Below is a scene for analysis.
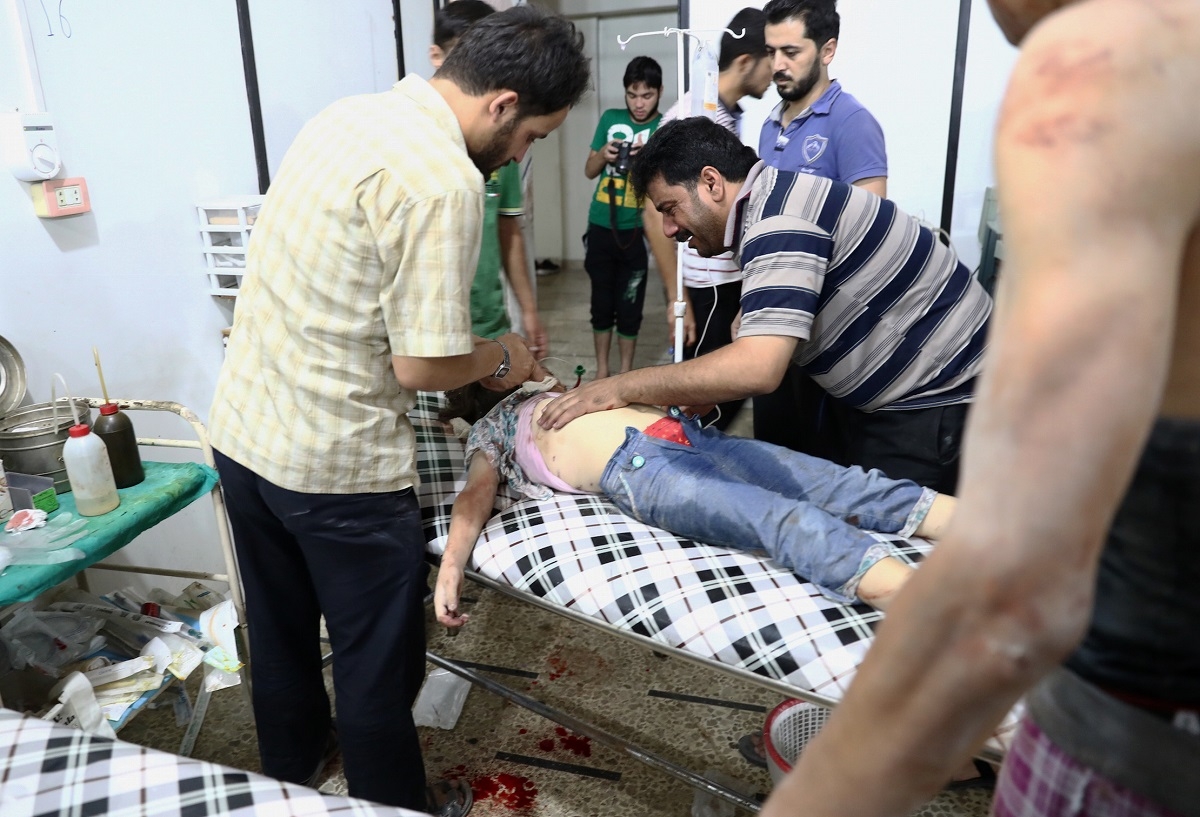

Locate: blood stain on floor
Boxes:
[472,773,539,810]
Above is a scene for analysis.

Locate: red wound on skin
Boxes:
[472,773,538,810]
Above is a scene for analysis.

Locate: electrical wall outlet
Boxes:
[56,185,82,207]
[31,176,90,218]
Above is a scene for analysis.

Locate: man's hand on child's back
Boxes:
[537,376,631,429]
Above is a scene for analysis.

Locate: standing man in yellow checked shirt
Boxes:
[208,8,589,815]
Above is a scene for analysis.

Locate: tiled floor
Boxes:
[531,261,677,386]
[120,263,994,816]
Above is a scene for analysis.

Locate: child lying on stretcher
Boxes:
[435,378,955,629]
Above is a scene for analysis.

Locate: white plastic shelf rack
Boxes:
[197,196,264,297]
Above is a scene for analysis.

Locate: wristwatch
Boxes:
[492,338,511,379]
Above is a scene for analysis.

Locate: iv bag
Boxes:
[689,38,721,121]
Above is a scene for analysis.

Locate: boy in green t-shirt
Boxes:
[431,0,548,356]
[582,56,664,378]
[474,162,526,339]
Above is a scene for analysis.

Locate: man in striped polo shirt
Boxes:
[755,0,891,464]
[540,116,991,494]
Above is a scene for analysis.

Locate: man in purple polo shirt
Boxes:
[758,0,886,197]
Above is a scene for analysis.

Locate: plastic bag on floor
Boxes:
[43,672,117,739]
[412,668,471,729]
[1,609,105,676]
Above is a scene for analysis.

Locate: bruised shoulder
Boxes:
[999,0,1200,219]
[1006,0,1200,141]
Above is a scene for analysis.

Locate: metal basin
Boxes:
[0,336,26,419]
[0,400,92,493]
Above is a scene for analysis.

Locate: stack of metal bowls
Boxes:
[0,336,91,493]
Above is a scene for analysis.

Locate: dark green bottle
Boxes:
[92,403,145,488]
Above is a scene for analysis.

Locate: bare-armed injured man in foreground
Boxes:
[761,0,1200,814]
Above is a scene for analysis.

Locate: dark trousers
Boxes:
[833,401,969,495]
[584,223,648,337]
[683,281,745,430]
[752,366,839,460]
[1066,417,1200,704]
[214,450,429,810]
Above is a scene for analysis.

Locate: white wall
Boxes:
[557,0,674,15]
[688,1,1017,266]
[531,131,565,262]
[0,1,251,593]
[251,1,398,179]
[402,0,436,80]
[947,0,1018,269]
[542,15,598,263]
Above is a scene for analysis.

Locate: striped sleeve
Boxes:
[737,215,833,342]
[661,93,689,123]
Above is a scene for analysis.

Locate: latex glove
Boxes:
[5,513,88,550]
[0,544,86,565]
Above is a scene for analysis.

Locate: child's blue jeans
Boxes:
[598,418,934,603]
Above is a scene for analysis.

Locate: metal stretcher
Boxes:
[411,394,1017,812]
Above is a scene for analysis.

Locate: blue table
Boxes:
[0,461,219,605]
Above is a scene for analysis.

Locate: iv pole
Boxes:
[616,26,744,363]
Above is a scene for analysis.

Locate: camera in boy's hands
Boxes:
[611,140,633,176]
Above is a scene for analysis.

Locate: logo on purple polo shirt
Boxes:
[802,134,829,164]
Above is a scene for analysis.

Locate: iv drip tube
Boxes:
[616,25,744,362]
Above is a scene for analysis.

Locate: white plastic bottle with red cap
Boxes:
[62,423,120,516]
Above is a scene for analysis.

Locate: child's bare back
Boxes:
[528,397,667,492]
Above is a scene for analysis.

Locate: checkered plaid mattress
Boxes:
[0,709,423,817]
[412,394,1019,753]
